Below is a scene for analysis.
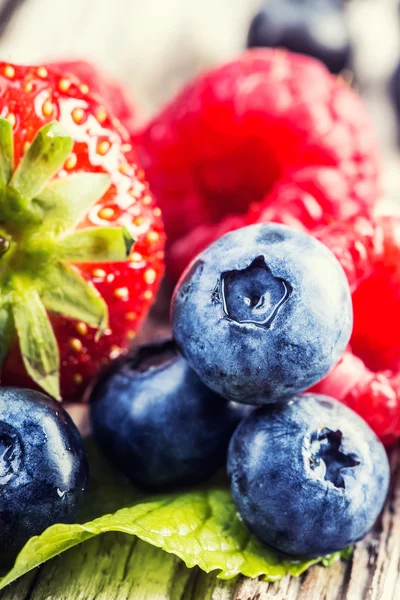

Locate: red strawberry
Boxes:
[312,215,400,442]
[0,62,165,403]
[48,61,137,136]
[136,49,380,281]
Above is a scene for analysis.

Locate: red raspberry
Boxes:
[315,215,379,291]
[312,350,400,442]
[351,217,400,372]
[136,49,380,280]
[313,215,400,442]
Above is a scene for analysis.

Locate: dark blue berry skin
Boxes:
[172,223,352,405]
[247,0,352,74]
[228,394,390,557]
[90,340,249,490]
[390,61,400,137]
[0,388,88,570]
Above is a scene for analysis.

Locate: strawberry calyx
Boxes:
[0,118,135,400]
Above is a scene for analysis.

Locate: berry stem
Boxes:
[6,121,73,222]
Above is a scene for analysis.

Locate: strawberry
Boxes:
[136,49,380,281]
[48,61,137,135]
[0,62,165,403]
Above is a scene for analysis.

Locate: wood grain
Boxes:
[0,0,399,598]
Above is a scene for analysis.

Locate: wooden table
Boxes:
[0,1,399,598]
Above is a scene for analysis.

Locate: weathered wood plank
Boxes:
[17,535,191,600]
[184,570,237,600]
[343,447,400,600]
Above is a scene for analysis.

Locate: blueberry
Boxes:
[247,0,352,74]
[390,61,400,136]
[90,340,248,490]
[228,394,390,557]
[0,388,88,569]
[172,223,352,405]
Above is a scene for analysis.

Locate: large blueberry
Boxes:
[0,388,88,569]
[247,0,352,74]
[172,223,352,405]
[90,340,249,490]
[228,394,390,557]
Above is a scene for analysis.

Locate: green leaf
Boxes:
[0,305,13,369]
[34,173,111,235]
[0,442,349,590]
[12,287,60,400]
[42,262,108,333]
[56,226,135,262]
[7,121,73,219]
[0,118,13,190]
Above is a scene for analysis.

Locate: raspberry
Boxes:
[136,49,380,280]
[312,351,400,442]
[352,273,400,373]
[315,215,380,291]
[313,215,400,442]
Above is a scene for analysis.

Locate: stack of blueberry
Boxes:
[91,223,390,558]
